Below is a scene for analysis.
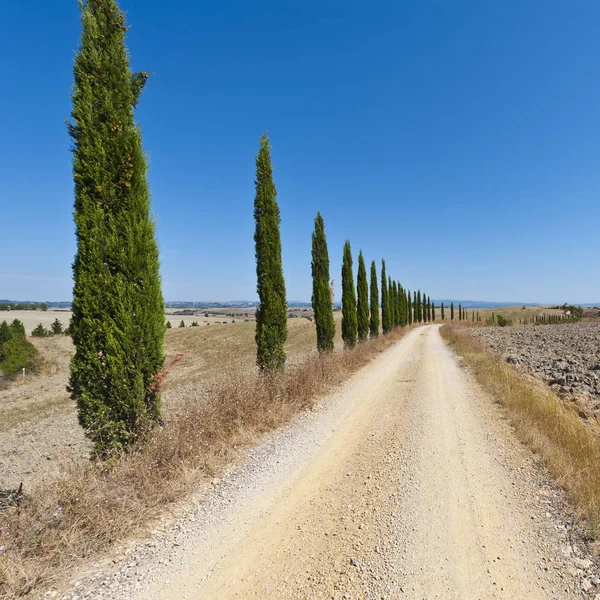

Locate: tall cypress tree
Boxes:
[388,280,394,328]
[390,281,398,327]
[69,0,165,456]
[459,303,462,321]
[369,261,379,338]
[381,259,390,333]
[417,290,422,323]
[254,134,288,370]
[441,302,445,320]
[432,300,436,321]
[422,293,427,323]
[356,250,369,341]
[341,241,358,348]
[311,213,335,353]
[427,296,431,322]
[408,290,413,325]
[451,302,455,321]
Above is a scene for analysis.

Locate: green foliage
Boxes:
[50,318,64,335]
[496,315,513,327]
[451,302,455,321]
[41,303,48,312]
[356,251,369,341]
[369,261,379,338]
[179,320,186,328]
[10,319,26,341]
[381,260,390,334]
[311,213,335,353]
[190,321,199,327]
[441,302,445,320]
[254,134,288,370]
[341,241,358,348]
[0,338,40,377]
[69,0,165,457]
[0,321,12,353]
[432,300,436,321]
[408,291,413,325]
[166,321,172,329]
[32,323,50,338]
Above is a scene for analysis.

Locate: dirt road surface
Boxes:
[72,325,597,600]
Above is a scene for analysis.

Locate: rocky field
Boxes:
[467,323,600,417]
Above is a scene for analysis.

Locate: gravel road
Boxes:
[60,325,598,600]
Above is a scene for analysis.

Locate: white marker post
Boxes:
[22,367,25,381]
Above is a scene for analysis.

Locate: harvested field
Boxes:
[467,323,600,418]
[0,317,341,489]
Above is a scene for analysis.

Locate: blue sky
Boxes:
[1,1,599,303]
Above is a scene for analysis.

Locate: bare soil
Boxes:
[467,323,600,419]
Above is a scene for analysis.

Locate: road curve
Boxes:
[87,325,591,599]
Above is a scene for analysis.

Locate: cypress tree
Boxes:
[458,303,462,321]
[407,291,413,325]
[432,299,435,321]
[341,241,358,348]
[416,290,422,323]
[391,280,398,327]
[311,213,335,352]
[369,261,379,338]
[451,302,455,321]
[69,0,165,456]
[356,251,369,341]
[381,260,390,334]
[254,134,288,370]
[441,302,445,320]
[423,294,428,323]
[388,277,394,329]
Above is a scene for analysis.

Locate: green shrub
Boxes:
[179,320,186,328]
[166,321,172,329]
[32,323,50,338]
[50,318,64,335]
[190,321,199,327]
[496,315,513,327]
[0,338,40,377]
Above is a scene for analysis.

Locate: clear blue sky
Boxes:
[1,0,599,303]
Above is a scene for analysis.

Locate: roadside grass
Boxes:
[441,324,600,537]
[0,325,409,599]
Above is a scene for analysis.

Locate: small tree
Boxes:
[41,303,48,312]
[166,321,172,329]
[32,323,49,338]
[451,302,455,321]
[341,241,358,348]
[254,133,288,370]
[369,260,379,338]
[311,213,335,352]
[10,319,26,340]
[51,318,64,335]
[441,302,445,320]
[356,251,369,341]
[432,300,435,322]
[179,320,186,328]
[407,291,413,325]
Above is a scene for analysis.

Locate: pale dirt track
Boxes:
[74,325,595,600]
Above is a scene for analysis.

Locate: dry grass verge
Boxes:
[0,327,410,598]
[441,324,600,537]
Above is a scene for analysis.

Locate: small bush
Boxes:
[0,337,40,377]
[50,318,64,335]
[32,323,50,337]
[166,321,172,329]
[190,321,199,327]
[496,315,512,327]
[179,320,186,328]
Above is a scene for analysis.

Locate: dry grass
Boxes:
[0,326,409,599]
[441,324,600,536]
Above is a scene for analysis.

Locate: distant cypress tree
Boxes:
[423,294,428,323]
[341,241,358,348]
[254,134,288,371]
[369,260,379,337]
[311,213,335,353]
[381,260,390,334]
[451,302,455,321]
[391,280,398,327]
[356,250,369,341]
[407,290,413,325]
[458,303,462,321]
[432,300,436,321]
[69,0,165,456]
[389,280,395,327]
[441,302,445,320]
[415,290,423,323]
